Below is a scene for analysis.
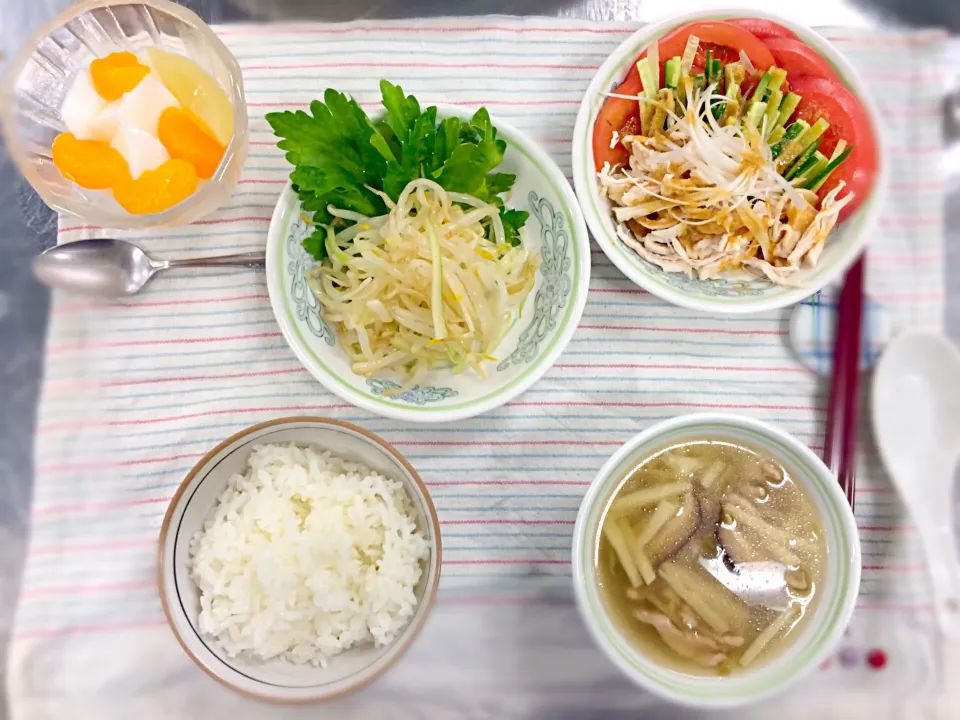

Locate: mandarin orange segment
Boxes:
[157,106,226,179]
[112,158,198,214]
[90,51,149,101]
[51,132,130,189]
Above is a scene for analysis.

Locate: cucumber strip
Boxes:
[745,101,767,129]
[771,120,808,158]
[767,67,788,94]
[680,34,700,76]
[636,57,658,99]
[790,161,821,188]
[762,89,783,138]
[775,92,802,130]
[786,140,823,181]
[711,58,723,87]
[777,117,829,171]
[664,57,682,89]
[752,71,772,103]
[705,49,714,84]
[800,151,830,184]
[785,137,823,180]
[808,146,854,191]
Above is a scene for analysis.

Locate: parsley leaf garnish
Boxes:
[266,80,528,260]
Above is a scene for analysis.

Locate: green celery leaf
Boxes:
[380,80,421,146]
[485,172,516,196]
[500,208,529,247]
[301,227,328,261]
[401,106,438,181]
[434,143,489,194]
[430,116,461,173]
[267,88,391,226]
[271,81,527,262]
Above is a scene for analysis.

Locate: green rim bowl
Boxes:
[571,413,861,709]
[571,9,887,314]
[266,105,590,423]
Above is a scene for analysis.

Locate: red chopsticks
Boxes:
[822,255,865,510]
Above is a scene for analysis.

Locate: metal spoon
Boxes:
[872,330,960,639]
[33,238,266,298]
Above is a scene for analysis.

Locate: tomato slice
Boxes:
[592,72,643,170]
[764,38,839,81]
[789,76,878,221]
[653,21,775,74]
[727,18,799,41]
[591,21,776,170]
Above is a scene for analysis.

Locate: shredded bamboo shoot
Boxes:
[725,504,803,565]
[636,499,680,547]
[699,459,725,489]
[604,520,641,587]
[727,498,814,550]
[659,563,731,634]
[740,604,801,667]
[610,481,690,516]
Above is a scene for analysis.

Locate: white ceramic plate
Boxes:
[157,417,442,704]
[571,9,887,314]
[266,105,590,422]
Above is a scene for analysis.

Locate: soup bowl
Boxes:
[571,413,860,709]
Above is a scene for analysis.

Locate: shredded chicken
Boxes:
[598,80,856,286]
[634,610,728,667]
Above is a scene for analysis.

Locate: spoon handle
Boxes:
[163,251,266,269]
[916,457,960,640]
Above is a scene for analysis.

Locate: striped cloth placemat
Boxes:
[8,17,952,720]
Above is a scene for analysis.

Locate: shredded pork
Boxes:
[598,82,854,286]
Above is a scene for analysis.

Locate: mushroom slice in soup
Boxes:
[646,491,701,567]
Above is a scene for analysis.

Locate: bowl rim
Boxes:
[0,0,248,228]
[265,104,591,423]
[570,8,888,314]
[156,415,443,704]
[570,411,862,709]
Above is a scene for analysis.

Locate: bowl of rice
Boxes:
[157,416,441,703]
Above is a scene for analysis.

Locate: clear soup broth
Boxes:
[596,440,825,675]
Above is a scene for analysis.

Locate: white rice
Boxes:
[188,443,430,667]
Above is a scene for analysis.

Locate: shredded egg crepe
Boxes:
[598,82,853,286]
[308,178,540,381]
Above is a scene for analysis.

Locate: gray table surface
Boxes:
[0,0,958,716]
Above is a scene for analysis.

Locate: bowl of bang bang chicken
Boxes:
[572,10,885,313]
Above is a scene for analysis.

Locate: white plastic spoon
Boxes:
[872,330,960,638]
